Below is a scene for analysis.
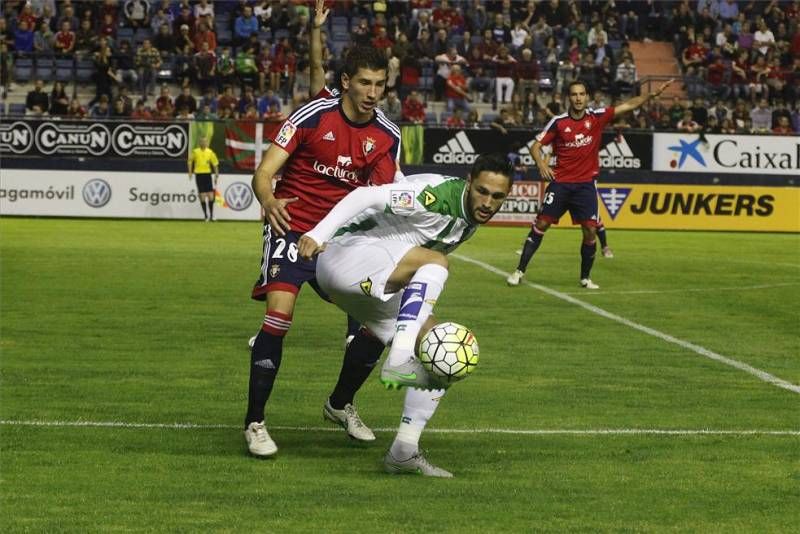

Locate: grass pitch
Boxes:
[1,218,798,532]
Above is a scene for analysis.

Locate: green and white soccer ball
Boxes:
[418,322,479,384]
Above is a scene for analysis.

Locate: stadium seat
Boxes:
[425,111,438,124]
[331,16,348,27]
[75,58,94,83]
[55,58,74,82]
[9,103,26,116]
[217,27,232,45]
[134,28,152,45]
[13,57,33,82]
[481,113,498,125]
[258,29,272,42]
[35,56,55,81]
[118,27,135,43]
[274,29,290,41]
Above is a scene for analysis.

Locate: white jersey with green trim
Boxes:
[303,173,478,253]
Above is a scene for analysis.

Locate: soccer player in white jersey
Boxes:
[297,154,513,477]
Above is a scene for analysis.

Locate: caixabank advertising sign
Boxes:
[597,184,800,232]
[653,133,799,175]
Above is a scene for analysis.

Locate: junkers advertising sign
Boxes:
[0,120,188,158]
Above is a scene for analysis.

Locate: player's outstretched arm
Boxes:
[252,144,296,235]
[309,0,330,96]
[299,185,393,259]
[615,78,674,114]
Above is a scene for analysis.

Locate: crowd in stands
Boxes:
[1,0,799,134]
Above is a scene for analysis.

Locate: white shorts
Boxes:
[316,236,415,345]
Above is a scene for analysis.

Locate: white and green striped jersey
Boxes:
[304,173,478,253]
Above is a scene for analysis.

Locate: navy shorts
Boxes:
[195,173,213,193]
[539,181,599,226]
[251,226,329,301]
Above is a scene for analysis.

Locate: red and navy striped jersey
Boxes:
[535,107,615,183]
[271,87,401,232]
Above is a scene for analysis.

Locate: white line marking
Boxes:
[1,420,797,436]
[560,282,800,296]
[452,253,800,395]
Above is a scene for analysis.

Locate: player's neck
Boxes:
[569,108,587,120]
[340,96,374,125]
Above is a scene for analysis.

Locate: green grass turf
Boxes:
[1,218,799,532]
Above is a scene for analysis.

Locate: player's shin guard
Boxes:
[517,226,545,273]
[386,264,449,366]
[329,329,385,410]
[597,224,608,248]
[580,240,596,280]
[244,311,292,427]
[345,315,361,341]
[390,387,446,459]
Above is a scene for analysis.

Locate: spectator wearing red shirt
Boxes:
[445,64,470,112]
[432,0,457,30]
[194,21,217,52]
[492,45,517,104]
[98,13,117,40]
[706,57,730,100]
[445,108,466,129]
[130,101,151,120]
[402,89,426,123]
[54,21,76,56]
[156,85,175,115]
[682,36,709,75]
[371,27,394,51]
[17,3,38,32]
[514,48,539,99]
[773,116,793,135]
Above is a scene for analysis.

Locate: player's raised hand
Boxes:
[653,79,674,99]
[298,234,325,260]
[263,196,298,236]
[313,0,329,28]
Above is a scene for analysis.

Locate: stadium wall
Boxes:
[1,119,797,232]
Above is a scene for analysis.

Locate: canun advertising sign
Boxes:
[0,120,188,158]
[653,133,800,175]
[597,184,800,232]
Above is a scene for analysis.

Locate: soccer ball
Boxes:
[418,322,479,384]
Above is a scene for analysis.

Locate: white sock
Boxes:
[387,263,448,366]
[389,387,446,460]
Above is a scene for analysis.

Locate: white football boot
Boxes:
[580,278,600,289]
[384,450,454,478]
[323,400,376,441]
[601,246,614,258]
[244,421,278,457]
[506,269,524,286]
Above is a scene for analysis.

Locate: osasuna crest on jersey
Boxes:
[363,137,376,156]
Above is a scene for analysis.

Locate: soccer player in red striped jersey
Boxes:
[507,78,672,289]
[243,2,402,457]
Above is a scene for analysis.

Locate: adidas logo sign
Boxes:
[434,131,478,164]
[323,131,335,141]
[254,359,276,369]
[597,187,632,220]
[599,136,641,169]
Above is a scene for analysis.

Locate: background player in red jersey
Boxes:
[507,78,672,289]
[243,22,402,456]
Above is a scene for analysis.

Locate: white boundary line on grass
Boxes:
[451,253,800,396]
[1,420,798,436]
[559,281,800,296]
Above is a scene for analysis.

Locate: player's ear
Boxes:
[340,72,350,91]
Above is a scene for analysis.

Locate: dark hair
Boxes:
[469,153,514,181]
[567,80,589,94]
[342,46,388,78]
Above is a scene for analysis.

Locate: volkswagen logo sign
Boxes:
[82,179,112,208]
[224,182,254,211]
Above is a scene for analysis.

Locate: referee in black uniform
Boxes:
[188,136,220,221]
